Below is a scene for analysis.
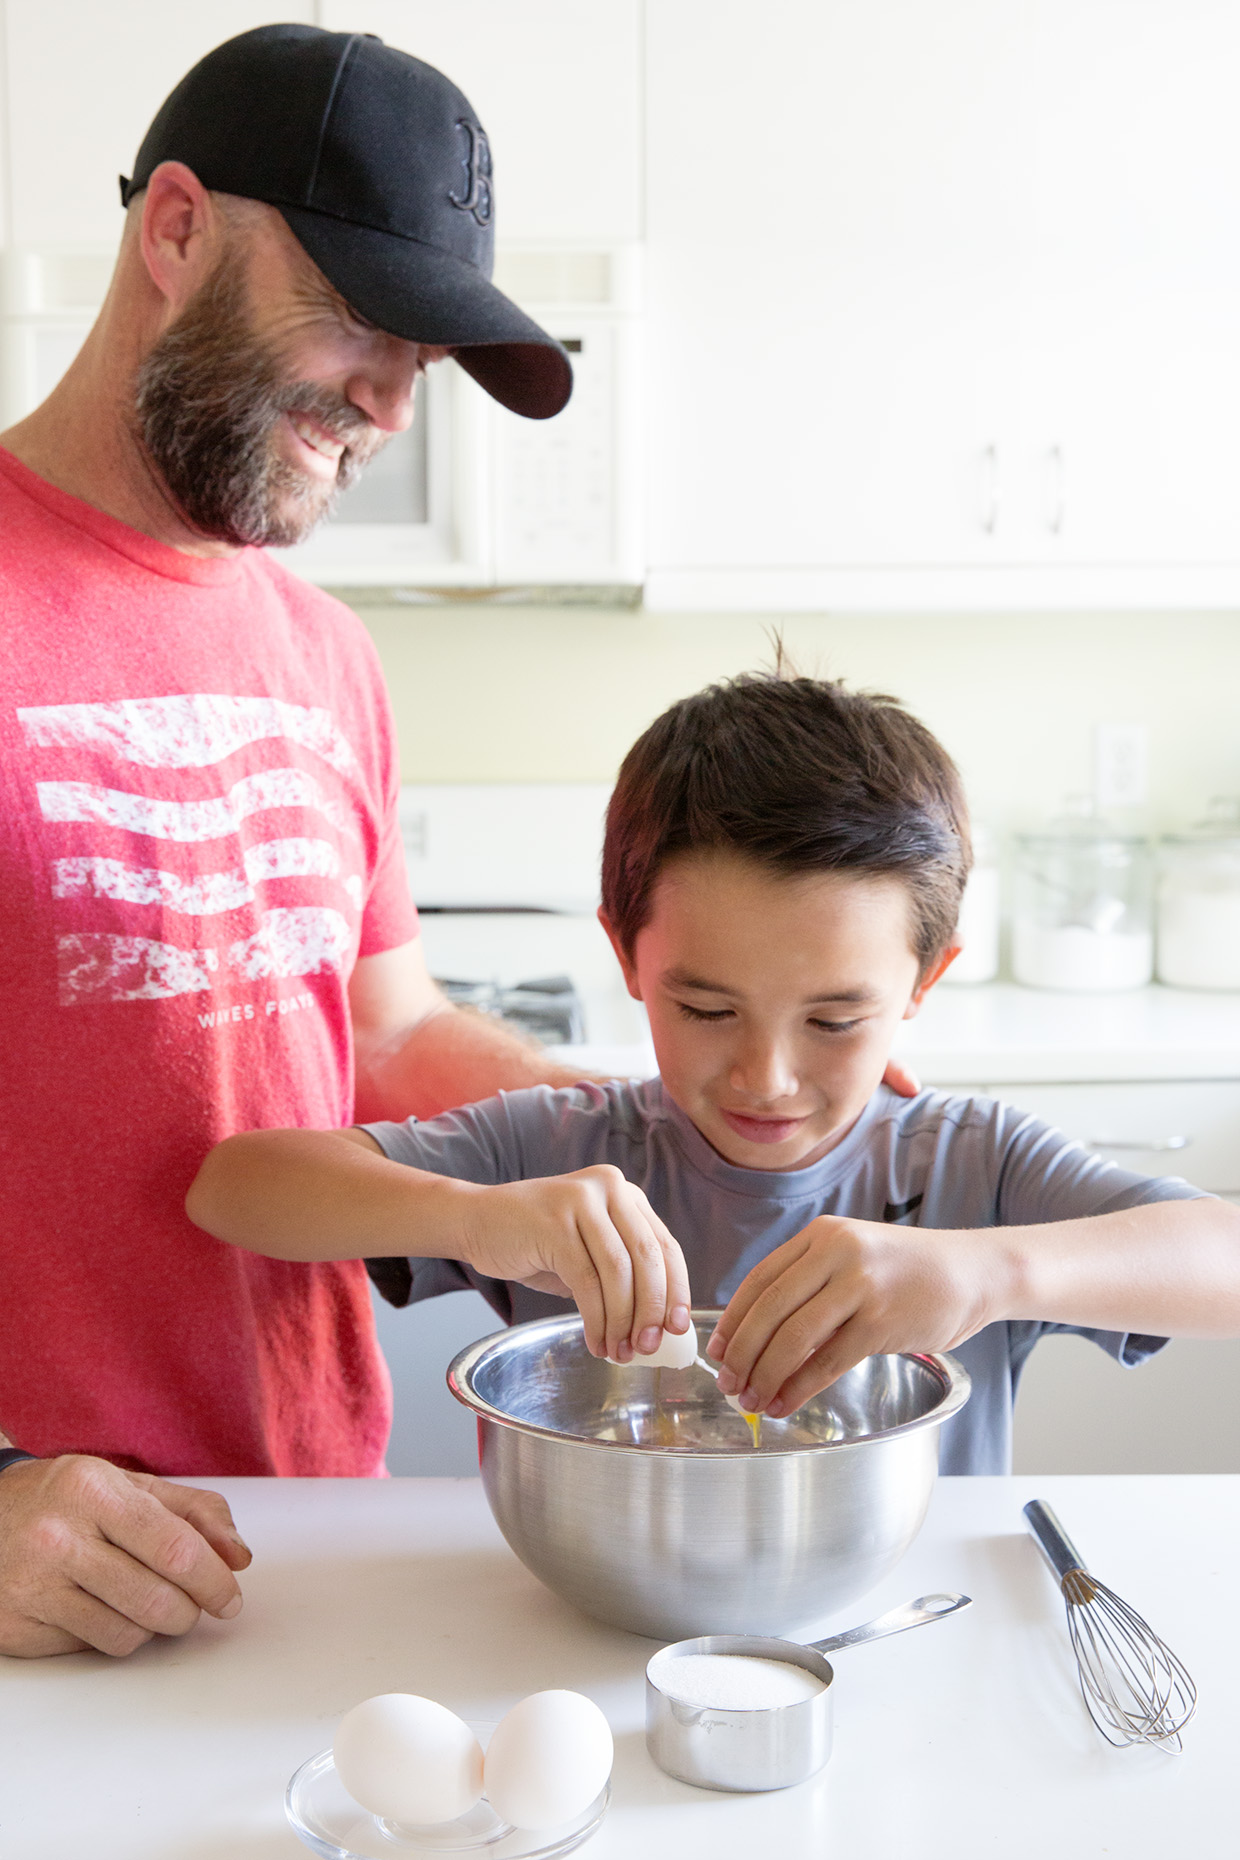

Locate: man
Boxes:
[0,22,918,1661]
[0,23,601,1659]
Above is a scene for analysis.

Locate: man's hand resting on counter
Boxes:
[0,1454,251,1658]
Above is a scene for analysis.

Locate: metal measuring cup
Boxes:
[645,1591,970,1792]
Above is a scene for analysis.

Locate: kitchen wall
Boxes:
[359,604,1240,832]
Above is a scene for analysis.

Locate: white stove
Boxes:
[401,784,654,1071]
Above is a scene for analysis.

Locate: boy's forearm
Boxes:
[186,1129,478,1262]
[987,1197,1240,1338]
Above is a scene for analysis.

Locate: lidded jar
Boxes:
[1011,803,1152,992]
[1156,799,1240,990]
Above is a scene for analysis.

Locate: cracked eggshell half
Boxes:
[606,1326,698,1370]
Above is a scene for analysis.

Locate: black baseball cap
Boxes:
[120,23,571,419]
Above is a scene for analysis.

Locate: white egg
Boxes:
[607,1326,698,1371]
[483,1690,614,1831]
[333,1693,484,1826]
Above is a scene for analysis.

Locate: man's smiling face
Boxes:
[134,205,448,549]
[606,850,941,1171]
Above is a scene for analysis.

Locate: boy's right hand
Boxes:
[454,1167,692,1364]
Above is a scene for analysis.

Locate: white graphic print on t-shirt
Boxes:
[18,693,367,1006]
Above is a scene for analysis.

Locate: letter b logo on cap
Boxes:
[448,119,493,227]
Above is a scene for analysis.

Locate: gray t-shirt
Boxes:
[363,1079,1202,1474]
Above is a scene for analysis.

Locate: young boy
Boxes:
[187,675,1240,1473]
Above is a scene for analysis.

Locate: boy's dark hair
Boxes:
[602,673,972,974]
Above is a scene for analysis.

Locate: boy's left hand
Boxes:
[706,1216,1007,1418]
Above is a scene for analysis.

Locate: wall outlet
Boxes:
[1094,722,1149,810]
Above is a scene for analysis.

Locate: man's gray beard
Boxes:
[134,260,385,549]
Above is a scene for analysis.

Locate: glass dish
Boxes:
[286,1724,609,1860]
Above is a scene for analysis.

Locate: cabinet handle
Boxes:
[1045,445,1066,534]
[1088,1135,1191,1153]
[979,444,1000,534]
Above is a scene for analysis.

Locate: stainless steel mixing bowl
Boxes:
[447,1312,970,1640]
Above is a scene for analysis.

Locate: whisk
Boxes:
[1024,1499,1197,1749]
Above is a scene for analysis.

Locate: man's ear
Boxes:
[140,161,218,315]
[902,942,961,1020]
[597,907,643,1001]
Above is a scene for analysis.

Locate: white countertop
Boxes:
[552,983,1240,1085]
[898,981,1240,1083]
[2,1474,1231,1858]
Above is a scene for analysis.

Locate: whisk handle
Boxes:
[1023,1499,1089,1583]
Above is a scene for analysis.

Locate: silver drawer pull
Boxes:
[1089,1135,1191,1153]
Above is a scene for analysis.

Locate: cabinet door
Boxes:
[1,2,313,251]
[645,0,1240,601]
[983,1080,1240,1192]
[320,1,642,244]
[645,0,1023,581]
[1007,0,1240,568]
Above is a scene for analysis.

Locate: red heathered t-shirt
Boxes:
[0,447,419,1476]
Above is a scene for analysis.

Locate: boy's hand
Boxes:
[456,1167,692,1363]
[706,1216,1007,1417]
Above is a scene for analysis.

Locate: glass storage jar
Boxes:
[1157,799,1240,990]
[1012,809,1152,992]
[942,823,1000,984]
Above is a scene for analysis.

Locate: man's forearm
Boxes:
[354,998,600,1123]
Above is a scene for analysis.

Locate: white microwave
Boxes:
[0,241,643,594]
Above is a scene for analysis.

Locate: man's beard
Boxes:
[134,259,386,549]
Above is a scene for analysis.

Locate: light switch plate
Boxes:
[1094,721,1149,810]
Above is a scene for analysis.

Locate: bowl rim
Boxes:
[446,1310,971,1457]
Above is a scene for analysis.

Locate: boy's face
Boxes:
[603,851,953,1172]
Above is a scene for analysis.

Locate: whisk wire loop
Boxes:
[1062,1573,1197,1749]
[1023,1498,1197,1751]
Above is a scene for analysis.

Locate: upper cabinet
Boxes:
[644,0,1240,610]
[5,1,1240,606]
[0,2,314,250]
[0,3,316,427]
[319,1,643,245]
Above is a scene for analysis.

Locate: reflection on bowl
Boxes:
[448,1312,969,1640]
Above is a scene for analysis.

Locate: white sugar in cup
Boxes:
[647,1652,826,1711]
[645,1634,836,1793]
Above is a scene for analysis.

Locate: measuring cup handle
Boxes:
[810,1591,971,1654]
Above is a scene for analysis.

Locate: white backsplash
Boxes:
[400,782,611,912]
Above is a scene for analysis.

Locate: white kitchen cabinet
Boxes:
[645,0,1023,590]
[0,2,313,251]
[970,1079,1240,1193]
[924,1068,1240,1476]
[0,3,316,429]
[645,0,1240,611]
[319,0,643,245]
[1004,0,1240,574]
